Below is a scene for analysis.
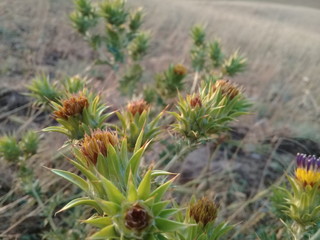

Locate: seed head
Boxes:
[295,153,320,187]
[189,197,219,226]
[54,95,88,119]
[80,129,118,165]
[213,80,239,99]
[190,95,202,108]
[125,204,150,231]
[173,64,187,76]
[127,99,149,116]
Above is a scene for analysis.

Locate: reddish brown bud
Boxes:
[54,95,88,119]
[173,64,187,76]
[189,197,219,226]
[190,95,202,108]
[127,99,149,116]
[80,129,118,165]
[125,204,150,231]
[212,80,239,99]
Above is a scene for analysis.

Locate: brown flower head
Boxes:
[173,64,187,76]
[125,204,150,231]
[127,99,149,116]
[189,197,219,226]
[212,80,240,99]
[54,95,88,119]
[190,95,202,108]
[80,129,118,165]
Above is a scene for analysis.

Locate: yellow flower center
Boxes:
[295,167,320,186]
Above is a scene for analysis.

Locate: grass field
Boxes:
[1,0,320,239]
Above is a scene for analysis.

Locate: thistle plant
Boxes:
[20,130,40,156]
[170,79,251,142]
[271,153,320,240]
[0,135,22,162]
[27,74,89,110]
[174,197,233,240]
[63,75,87,94]
[20,1,257,239]
[70,0,149,68]
[156,64,188,100]
[115,99,163,151]
[27,74,61,107]
[51,128,185,239]
[44,91,112,140]
[190,25,247,92]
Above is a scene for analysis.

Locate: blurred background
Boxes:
[1,0,320,239]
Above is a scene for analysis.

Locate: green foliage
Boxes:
[191,25,206,47]
[71,0,149,70]
[119,64,143,96]
[20,131,40,156]
[170,81,251,142]
[210,40,224,68]
[63,75,87,94]
[0,135,21,162]
[70,0,98,35]
[156,64,188,99]
[115,101,163,151]
[278,176,320,227]
[100,0,128,27]
[27,74,60,106]
[189,25,246,78]
[51,130,183,239]
[43,91,112,140]
[129,31,150,61]
[222,52,247,77]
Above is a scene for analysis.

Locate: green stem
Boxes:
[191,71,199,93]
[291,222,304,240]
[163,143,198,171]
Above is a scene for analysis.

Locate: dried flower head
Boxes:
[127,99,149,116]
[213,80,239,99]
[173,64,187,76]
[295,153,320,187]
[125,204,150,231]
[80,129,118,165]
[54,95,88,119]
[189,197,219,226]
[190,95,202,108]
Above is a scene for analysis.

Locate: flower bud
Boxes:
[80,129,118,165]
[125,204,150,231]
[213,80,239,99]
[127,99,149,116]
[173,64,187,76]
[190,95,202,108]
[189,197,219,226]
[54,94,88,119]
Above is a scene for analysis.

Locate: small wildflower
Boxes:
[54,95,89,119]
[295,153,320,187]
[125,204,150,231]
[173,64,187,76]
[189,197,219,226]
[80,129,118,165]
[127,99,149,116]
[189,95,202,108]
[213,79,239,99]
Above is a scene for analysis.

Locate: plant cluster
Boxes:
[3,0,319,240]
